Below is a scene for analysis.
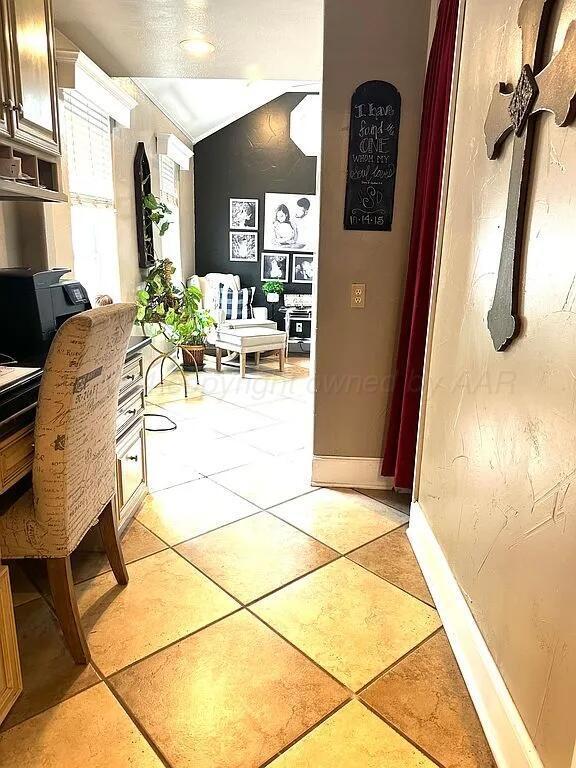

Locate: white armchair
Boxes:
[187,273,275,340]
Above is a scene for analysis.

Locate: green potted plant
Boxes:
[136,258,182,328]
[166,285,215,371]
[262,280,284,303]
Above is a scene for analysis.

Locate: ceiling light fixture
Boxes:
[179,35,215,58]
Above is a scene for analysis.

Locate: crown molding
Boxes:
[156,133,193,170]
[55,48,137,127]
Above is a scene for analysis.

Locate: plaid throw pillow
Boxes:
[220,286,255,320]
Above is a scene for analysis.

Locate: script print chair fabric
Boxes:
[0,304,137,664]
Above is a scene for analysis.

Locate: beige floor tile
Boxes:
[7,563,40,607]
[252,558,441,691]
[110,610,348,768]
[348,525,434,606]
[213,456,315,508]
[71,519,167,583]
[0,683,164,767]
[76,548,239,675]
[271,488,408,553]
[137,477,258,545]
[268,700,436,767]
[239,422,311,456]
[1,599,100,732]
[186,435,269,476]
[359,488,411,514]
[248,397,312,424]
[159,395,276,434]
[361,630,496,768]
[146,451,202,492]
[176,513,338,603]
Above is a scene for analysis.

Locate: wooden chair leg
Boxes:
[98,499,129,586]
[240,353,247,378]
[279,347,285,372]
[47,557,90,665]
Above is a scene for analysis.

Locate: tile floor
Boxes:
[0,354,495,767]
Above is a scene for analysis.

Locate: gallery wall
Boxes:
[314,0,431,468]
[417,0,576,765]
[193,92,318,307]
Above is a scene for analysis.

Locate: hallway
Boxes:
[0,357,494,767]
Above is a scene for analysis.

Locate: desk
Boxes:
[0,336,151,531]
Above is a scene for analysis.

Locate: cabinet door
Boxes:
[0,566,22,724]
[5,0,59,153]
[0,1,12,139]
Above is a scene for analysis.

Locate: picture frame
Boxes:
[230,198,259,230]
[292,254,315,283]
[264,193,319,252]
[261,252,289,282]
[230,231,258,262]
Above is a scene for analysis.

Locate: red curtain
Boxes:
[381,0,460,489]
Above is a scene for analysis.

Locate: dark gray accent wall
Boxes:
[193,92,317,308]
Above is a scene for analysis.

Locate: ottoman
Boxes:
[214,327,288,378]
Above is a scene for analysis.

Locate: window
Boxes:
[158,153,182,282]
[62,90,121,301]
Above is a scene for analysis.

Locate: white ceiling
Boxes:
[135,79,318,143]
[53,0,323,80]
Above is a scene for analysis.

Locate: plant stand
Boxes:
[143,341,199,398]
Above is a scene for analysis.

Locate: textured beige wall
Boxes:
[418,0,576,765]
[314,0,431,458]
[110,78,195,301]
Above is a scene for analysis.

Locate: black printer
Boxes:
[1,267,91,362]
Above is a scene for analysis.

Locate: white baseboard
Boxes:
[408,502,544,768]
[311,455,393,490]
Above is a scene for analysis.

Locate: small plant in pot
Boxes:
[262,280,284,303]
[166,286,215,372]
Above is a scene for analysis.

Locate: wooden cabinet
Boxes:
[0,0,62,201]
[0,566,22,725]
[116,423,147,530]
[4,0,59,154]
[0,2,11,140]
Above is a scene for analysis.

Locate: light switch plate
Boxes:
[351,283,366,308]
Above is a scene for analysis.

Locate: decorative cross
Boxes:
[484,0,576,351]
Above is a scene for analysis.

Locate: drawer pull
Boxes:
[126,454,139,462]
[126,409,137,416]
[125,374,136,381]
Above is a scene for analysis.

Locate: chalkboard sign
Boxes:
[344,81,401,231]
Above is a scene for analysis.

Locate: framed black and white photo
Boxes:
[230,198,258,230]
[292,255,315,283]
[261,252,289,282]
[264,193,318,252]
[230,231,258,262]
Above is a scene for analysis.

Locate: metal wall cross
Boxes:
[484,0,576,351]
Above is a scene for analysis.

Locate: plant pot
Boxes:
[266,292,280,303]
[181,344,205,372]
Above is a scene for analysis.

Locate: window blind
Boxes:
[63,90,114,204]
[158,154,182,279]
[62,90,120,300]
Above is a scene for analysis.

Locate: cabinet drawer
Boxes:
[116,390,145,436]
[117,428,145,525]
[0,424,34,493]
[119,357,143,397]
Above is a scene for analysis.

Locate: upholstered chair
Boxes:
[0,304,137,664]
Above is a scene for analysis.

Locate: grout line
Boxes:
[355,625,445,696]
[100,677,175,768]
[358,699,446,768]
[257,697,352,767]
[345,551,438,611]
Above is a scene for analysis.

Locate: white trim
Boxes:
[132,79,196,144]
[311,455,393,489]
[56,49,137,127]
[408,502,544,768]
[157,133,193,170]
